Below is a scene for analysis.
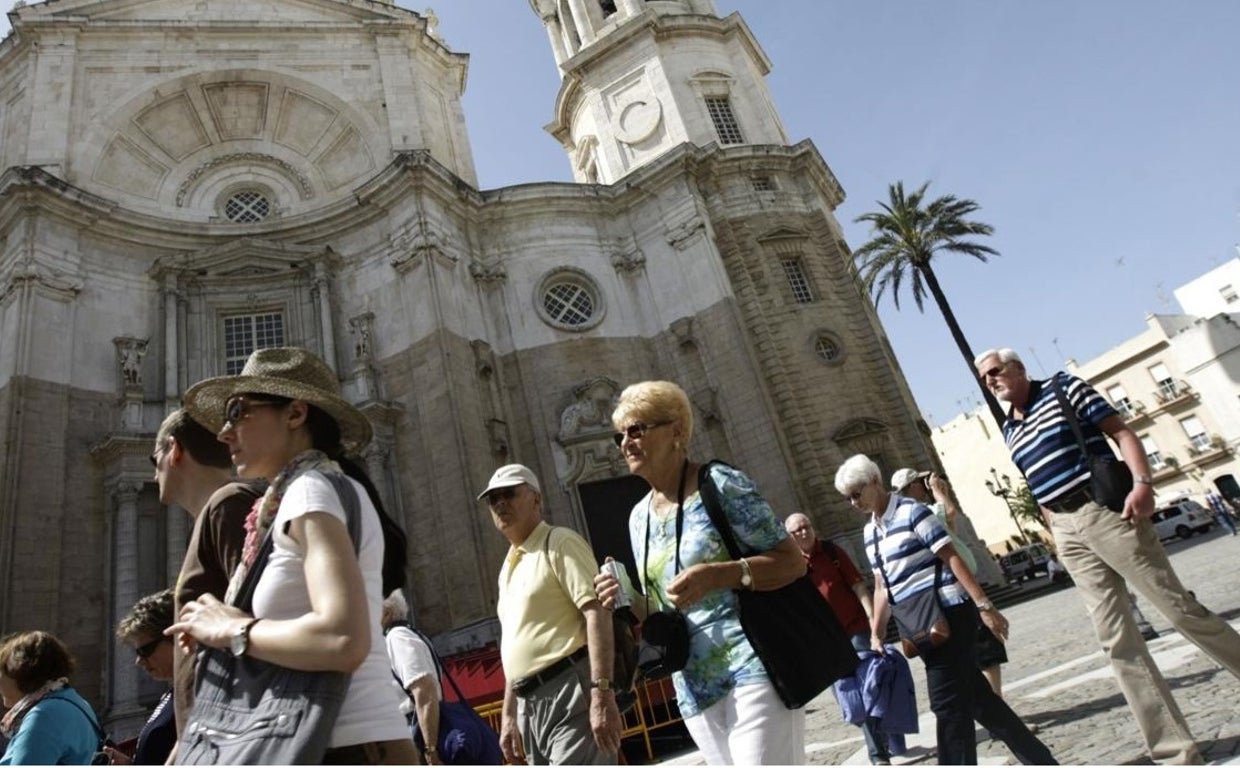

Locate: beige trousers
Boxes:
[1051,501,1240,765]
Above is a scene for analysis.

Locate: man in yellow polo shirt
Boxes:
[479,463,621,765]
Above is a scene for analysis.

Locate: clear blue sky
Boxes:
[5,1,1238,426]
[420,1,1240,425]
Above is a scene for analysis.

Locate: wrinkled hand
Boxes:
[928,474,951,497]
[1122,483,1156,523]
[980,608,1010,643]
[165,593,251,651]
[499,715,525,764]
[594,564,621,611]
[666,563,725,609]
[423,749,443,765]
[590,691,623,755]
[103,745,132,765]
[870,632,887,655]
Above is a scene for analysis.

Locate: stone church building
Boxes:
[0,0,935,728]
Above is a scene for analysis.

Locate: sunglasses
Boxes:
[135,637,167,660]
[148,448,163,468]
[612,421,672,447]
[223,397,285,428]
[846,487,866,503]
[979,364,1006,380]
[486,487,521,506]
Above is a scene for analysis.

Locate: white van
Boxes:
[1151,501,1214,540]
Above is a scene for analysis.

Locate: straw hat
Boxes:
[183,347,372,452]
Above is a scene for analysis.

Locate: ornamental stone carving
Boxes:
[113,337,148,390]
[557,377,620,445]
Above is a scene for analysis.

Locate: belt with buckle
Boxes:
[511,647,588,698]
[1046,486,1093,513]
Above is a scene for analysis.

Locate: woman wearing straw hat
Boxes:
[170,347,417,764]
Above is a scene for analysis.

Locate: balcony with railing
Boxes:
[1150,452,1182,481]
[1117,398,1151,425]
[1185,434,1231,467]
[1150,380,1196,413]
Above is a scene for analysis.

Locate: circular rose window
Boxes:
[535,269,605,332]
[223,190,272,223]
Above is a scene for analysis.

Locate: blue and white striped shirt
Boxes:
[863,494,965,605]
[1002,372,1118,504]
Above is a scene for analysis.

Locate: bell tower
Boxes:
[531,0,790,183]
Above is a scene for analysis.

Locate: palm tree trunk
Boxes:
[919,264,1007,428]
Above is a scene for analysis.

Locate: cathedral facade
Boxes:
[0,0,933,728]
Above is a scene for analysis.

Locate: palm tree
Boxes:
[853,181,1004,426]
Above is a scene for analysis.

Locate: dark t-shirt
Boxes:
[172,480,264,737]
[133,691,175,765]
[804,539,870,636]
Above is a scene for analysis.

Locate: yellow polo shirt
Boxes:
[497,521,598,680]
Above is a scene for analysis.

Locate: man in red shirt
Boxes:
[785,513,889,765]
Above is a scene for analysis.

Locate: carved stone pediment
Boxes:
[148,238,335,284]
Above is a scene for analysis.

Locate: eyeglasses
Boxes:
[149,448,163,468]
[135,637,167,660]
[223,397,284,428]
[486,487,521,506]
[979,364,1007,380]
[612,421,672,447]
[846,487,867,504]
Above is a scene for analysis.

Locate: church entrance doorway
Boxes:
[577,474,649,589]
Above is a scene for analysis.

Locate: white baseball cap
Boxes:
[891,467,930,492]
[477,463,542,501]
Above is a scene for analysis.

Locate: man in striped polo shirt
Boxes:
[976,347,1240,765]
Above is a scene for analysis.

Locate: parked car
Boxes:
[1151,501,1214,540]
[999,543,1052,583]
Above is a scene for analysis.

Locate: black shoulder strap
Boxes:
[51,690,108,748]
[232,470,362,612]
[409,627,470,705]
[1051,376,1091,457]
[696,460,747,559]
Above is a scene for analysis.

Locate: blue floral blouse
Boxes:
[628,463,788,717]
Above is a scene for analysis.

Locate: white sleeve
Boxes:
[385,628,437,690]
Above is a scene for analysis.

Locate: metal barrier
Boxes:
[469,676,684,764]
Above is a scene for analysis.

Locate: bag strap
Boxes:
[1051,376,1091,457]
[870,505,942,608]
[50,690,108,748]
[409,627,469,705]
[231,470,362,612]
[695,459,747,560]
[642,459,690,615]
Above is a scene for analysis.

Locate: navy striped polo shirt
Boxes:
[863,494,965,605]
[1002,371,1118,504]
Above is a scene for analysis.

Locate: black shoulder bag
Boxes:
[871,526,949,658]
[635,460,692,680]
[179,471,362,765]
[1051,377,1133,512]
[696,460,857,709]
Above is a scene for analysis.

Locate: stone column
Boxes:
[162,274,179,407]
[110,480,144,716]
[314,263,337,374]
[541,14,569,65]
[618,0,643,16]
[362,438,395,515]
[566,0,596,44]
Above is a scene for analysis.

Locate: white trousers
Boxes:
[681,679,806,765]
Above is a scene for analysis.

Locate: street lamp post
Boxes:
[985,467,1032,546]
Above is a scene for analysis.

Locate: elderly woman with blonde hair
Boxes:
[594,380,807,764]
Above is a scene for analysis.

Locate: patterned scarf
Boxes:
[224,449,340,604]
[0,677,68,738]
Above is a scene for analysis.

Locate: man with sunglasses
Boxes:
[976,347,1240,764]
[479,463,621,765]
[151,409,265,753]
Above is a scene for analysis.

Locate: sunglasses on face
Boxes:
[612,421,672,447]
[135,637,167,660]
[979,364,1006,380]
[486,487,521,506]
[223,397,284,428]
[846,487,866,503]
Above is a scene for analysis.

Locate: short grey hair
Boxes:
[834,454,882,494]
[382,588,410,623]
[973,348,1023,368]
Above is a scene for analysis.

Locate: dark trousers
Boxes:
[921,602,1056,765]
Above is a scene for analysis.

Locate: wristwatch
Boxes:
[738,558,754,590]
[230,618,261,658]
[590,678,613,691]
[1134,475,1154,485]
[976,601,996,613]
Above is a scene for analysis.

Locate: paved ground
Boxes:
[664,527,1240,765]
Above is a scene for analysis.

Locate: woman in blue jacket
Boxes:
[0,631,103,765]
